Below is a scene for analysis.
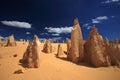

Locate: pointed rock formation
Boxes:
[42,40,52,53]
[0,38,1,47]
[62,40,65,43]
[104,37,110,46]
[84,25,111,67]
[67,18,84,63]
[21,35,40,68]
[6,34,16,46]
[56,44,64,57]
[66,38,71,56]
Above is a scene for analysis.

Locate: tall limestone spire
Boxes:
[67,18,84,63]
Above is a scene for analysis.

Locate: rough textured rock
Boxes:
[115,38,119,44]
[0,38,1,47]
[104,37,110,46]
[109,45,120,67]
[21,35,40,68]
[6,34,16,46]
[105,39,120,67]
[43,40,52,53]
[56,44,64,57]
[68,18,84,63]
[84,25,111,67]
[66,38,71,56]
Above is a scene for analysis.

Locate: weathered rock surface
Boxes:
[6,34,16,46]
[42,40,52,53]
[66,38,71,58]
[104,37,110,46]
[84,26,111,67]
[67,18,84,63]
[56,44,64,57]
[105,39,120,67]
[21,35,40,68]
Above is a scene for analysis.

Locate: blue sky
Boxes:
[0,0,120,42]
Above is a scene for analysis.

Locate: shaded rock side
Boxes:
[42,40,52,53]
[66,38,71,55]
[84,25,111,67]
[21,35,40,68]
[106,41,120,67]
[6,34,16,46]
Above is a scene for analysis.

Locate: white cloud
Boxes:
[1,21,31,29]
[92,16,108,23]
[102,0,120,4]
[26,32,31,34]
[45,26,73,34]
[51,33,60,36]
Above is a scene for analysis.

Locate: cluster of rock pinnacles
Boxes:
[67,18,120,67]
[20,18,120,68]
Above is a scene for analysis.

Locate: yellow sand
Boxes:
[0,41,120,80]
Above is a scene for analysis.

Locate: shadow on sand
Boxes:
[19,59,28,68]
[55,53,93,68]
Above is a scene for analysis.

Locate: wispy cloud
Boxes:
[26,32,31,34]
[45,26,73,34]
[40,33,48,35]
[40,37,62,42]
[83,23,92,30]
[0,35,7,40]
[83,15,116,30]
[101,0,120,4]
[92,16,108,23]
[1,21,31,29]
[51,33,60,36]
[49,37,62,42]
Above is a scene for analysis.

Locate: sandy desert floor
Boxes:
[0,41,120,80]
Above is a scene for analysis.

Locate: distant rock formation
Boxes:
[0,38,1,47]
[6,34,16,46]
[67,18,84,63]
[104,37,110,46]
[62,40,65,43]
[105,38,120,67]
[66,38,71,57]
[21,35,40,68]
[56,44,64,57]
[84,25,111,67]
[42,40,53,53]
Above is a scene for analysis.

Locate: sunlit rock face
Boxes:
[68,18,84,63]
[56,44,64,58]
